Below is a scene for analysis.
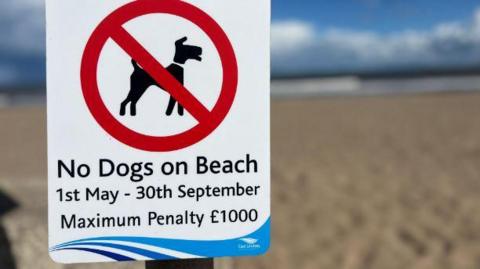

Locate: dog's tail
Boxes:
[131,59,141,71]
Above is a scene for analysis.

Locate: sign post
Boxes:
[146,259,213,269]
[47,0,270,265]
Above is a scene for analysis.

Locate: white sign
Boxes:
[47,0,270,263]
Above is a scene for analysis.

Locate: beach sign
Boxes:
[46,0,270,263]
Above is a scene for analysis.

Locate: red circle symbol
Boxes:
[81,0,238,152]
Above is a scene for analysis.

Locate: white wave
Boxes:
[239,238,259,244]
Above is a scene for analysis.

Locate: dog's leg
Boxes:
[166,96,177,116]
[130,101,137,116]
[120,99,129,116]
[122,70,138,116]
[178,104,184,116]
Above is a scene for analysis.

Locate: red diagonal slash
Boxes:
[110,26,210,123]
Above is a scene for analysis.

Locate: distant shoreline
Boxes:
[271,66,480,81]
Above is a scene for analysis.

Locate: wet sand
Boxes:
[2,92,480,268]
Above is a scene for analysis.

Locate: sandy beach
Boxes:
[1,92,480,268]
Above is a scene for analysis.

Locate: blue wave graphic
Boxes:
[51,218,270,260]
[61,247,134,261]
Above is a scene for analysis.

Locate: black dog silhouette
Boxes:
[120,37,202,116]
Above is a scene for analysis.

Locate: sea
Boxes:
[2,74,480,107]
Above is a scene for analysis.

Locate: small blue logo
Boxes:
[238,238,261,249]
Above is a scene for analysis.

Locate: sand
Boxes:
[2,92,480,269]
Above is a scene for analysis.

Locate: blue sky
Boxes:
[1,0,480,86]
[273,0,480,33]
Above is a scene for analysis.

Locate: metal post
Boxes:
[146,259,214,269]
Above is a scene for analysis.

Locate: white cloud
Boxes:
[272,8,480,75]
[271,21,315,53]
[474,8,480,34]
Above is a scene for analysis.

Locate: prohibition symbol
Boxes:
[81,0,238,152]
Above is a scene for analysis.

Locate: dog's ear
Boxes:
[176,36,188,45]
